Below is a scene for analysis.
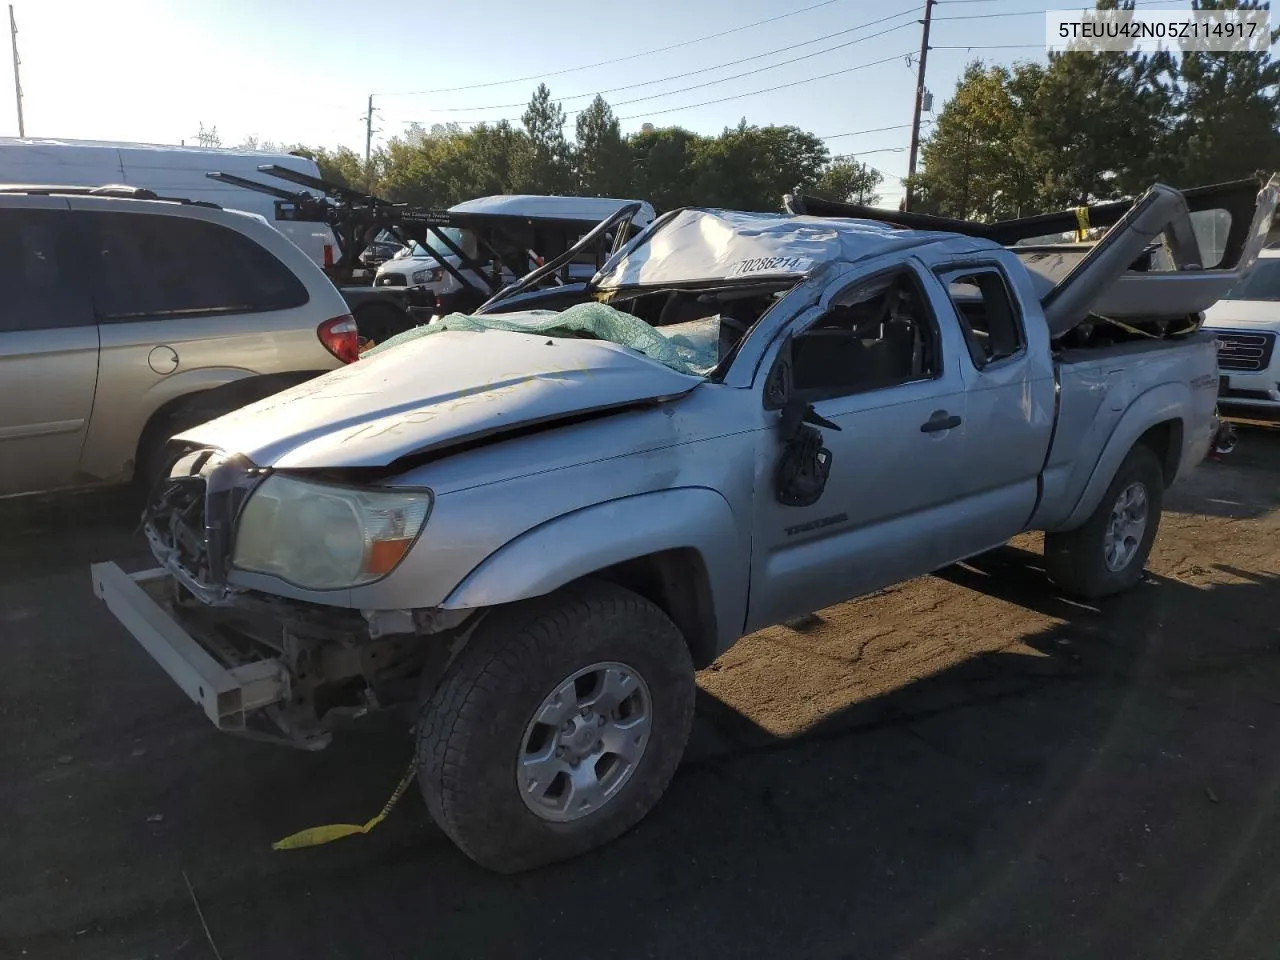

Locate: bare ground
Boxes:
[2,423,1279,960]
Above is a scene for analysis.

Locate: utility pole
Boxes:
[9,4,23,137]
[363,93,374,191]
[904,0,935,212]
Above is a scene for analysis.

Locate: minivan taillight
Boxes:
[323,243,335,269]
[318,315,360,364]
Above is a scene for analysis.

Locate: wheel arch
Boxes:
[1051,382,1190,532]
[439,488,749,668]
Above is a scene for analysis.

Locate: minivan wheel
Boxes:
[1043,444,1164,600]
[414,581,695,874]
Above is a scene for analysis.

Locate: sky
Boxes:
[2,0,1191,205]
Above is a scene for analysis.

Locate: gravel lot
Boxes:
[2,423,1279,960]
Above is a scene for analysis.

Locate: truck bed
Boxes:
[1030,332,1220,533]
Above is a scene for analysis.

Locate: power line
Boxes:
[403,28,919,128]
[933,9,1047,21]
[404,51,916,131]
[932,43,1043,50]
[819,121,920,139]
[412,6,921,114]
[378,0,858,96]
[832,147,907,159]
[571,22,916,117]
[615,51,914,121]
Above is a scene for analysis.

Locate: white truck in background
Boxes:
[1204,246,1280,413]
[0,137,340,268]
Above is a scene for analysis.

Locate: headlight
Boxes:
[411,268,443,285]
[231,475,432,590]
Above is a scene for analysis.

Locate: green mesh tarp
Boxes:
[363,301,720,376]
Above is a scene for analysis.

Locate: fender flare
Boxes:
[1053,381,1188,532]
[441,487,748,653]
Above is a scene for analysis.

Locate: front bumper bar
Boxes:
[90,562,288,733]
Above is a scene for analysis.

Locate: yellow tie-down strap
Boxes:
[1075,205,1090,242]
[272,758,418,850]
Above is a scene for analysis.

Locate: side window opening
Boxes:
[0,208,92,333]
[939,268,1024,369]
[789,269,940,399]
[79,210,310,322]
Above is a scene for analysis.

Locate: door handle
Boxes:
[920,411,962,433]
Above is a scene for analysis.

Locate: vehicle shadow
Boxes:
[13,548,1279,960]
[0,488,145,581]
[1165,424,1280,521]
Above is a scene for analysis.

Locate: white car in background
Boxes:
[1204,246,1280,413]
[373,195,656,314]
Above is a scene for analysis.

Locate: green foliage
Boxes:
[518,84,574,194]
[219,14,1280,228]
[812,158,884,205]
[575,95,633,197]
[628,126,704,211]
[289,87,867,213]
[913,0,1280,220]
[691,120,830,211]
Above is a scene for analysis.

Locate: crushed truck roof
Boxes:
[593,207,1003,290]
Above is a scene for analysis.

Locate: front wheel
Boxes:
[415,581,695,873]
[1043,444,1164,600]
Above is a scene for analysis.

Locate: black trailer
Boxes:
[206,166,653,347]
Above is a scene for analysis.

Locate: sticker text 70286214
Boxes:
[727,256,814,277]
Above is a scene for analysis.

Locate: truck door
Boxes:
[0,197,100,497]
[745,262,977,633]
[927,260,1056,547]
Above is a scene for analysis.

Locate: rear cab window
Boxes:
[935,266,1026,369]
[76,210,310,322]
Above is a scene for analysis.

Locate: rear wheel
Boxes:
[1043,444,1164,599]
[415,581,695,873]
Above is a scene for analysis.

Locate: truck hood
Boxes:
[173,330,702,470]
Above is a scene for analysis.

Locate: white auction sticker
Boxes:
[727,256,815,277]
[1046,8,1271,53]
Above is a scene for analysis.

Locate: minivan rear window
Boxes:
[78,211,309,321]
[1224,259,1280,302]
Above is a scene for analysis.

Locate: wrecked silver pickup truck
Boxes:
[92,174,1278,873]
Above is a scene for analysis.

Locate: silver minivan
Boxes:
[0,184,357,499]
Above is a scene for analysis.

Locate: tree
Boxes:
[517,84,573,194]
[291,145,367,190]
[1168,0,1280,187]
[575,95,633,197]
[691,120,829,210]
[812,158,884,205]
[629,126,704,211]
[908,62,1043,219]
[1028,51,1175,206]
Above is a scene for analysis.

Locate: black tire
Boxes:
[415,580,695,874]
[1043,444,1164,600]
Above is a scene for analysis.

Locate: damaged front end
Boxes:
[93,447,472,749]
